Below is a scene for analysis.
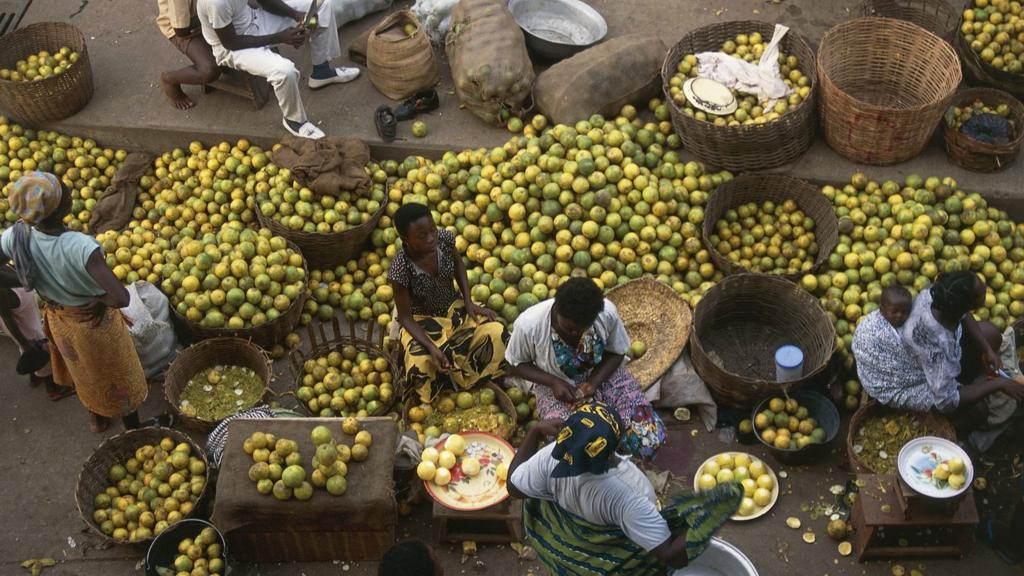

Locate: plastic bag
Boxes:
[696,23,792,110]
[411,0,460,44]
[123,282,179,379]
[333,0,393,28]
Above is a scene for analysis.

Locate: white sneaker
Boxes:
[308,67,360,89]
[282,118,325,139]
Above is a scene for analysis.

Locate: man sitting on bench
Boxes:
[197,0,358,139]
[157,0,220,110]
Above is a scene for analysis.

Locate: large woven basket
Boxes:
[857,0,959,41]
[606,278,692,390]
[0,22,93,125]
[286,316,401,417]
[661,20,818,171]
[256,202,385,270]
[402,380,518,440]
[846,399,956,473]
[702,174,838,281]
[163,337,273,433]
[172,240,308,348]
[943,87,1024,172]
[817,17,962,165]
[76,427,210,546]
[690,274,836,407]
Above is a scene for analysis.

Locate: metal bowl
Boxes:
[673,537,758,576]
[508,0,608,62]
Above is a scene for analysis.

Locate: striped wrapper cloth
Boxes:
[524,481,744,576]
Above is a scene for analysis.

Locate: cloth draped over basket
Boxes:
[696,24,792,109]
[270,136,371,198]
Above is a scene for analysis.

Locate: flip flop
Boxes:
[43,377,75,401]
[394,89,440,121]
[375,105,397,142]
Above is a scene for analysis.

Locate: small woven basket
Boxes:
[942,87,1024,172]
[286,316,401,417]
[256,202,385,270]
[857,0,959,41]
[702,174,838,281]
[817,17,962,165]
[955,3,1024,97]
[661,20,818,171]
[690,274,836,407]
[606,278,692,390]
[172,240,308,348]
[163,337,273,433]
[846,398,956,474]
[402,380,518,440]
[76,427,210,546]
[0,22,94,125]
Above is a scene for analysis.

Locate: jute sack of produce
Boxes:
[367,10,439,100]
[445,0,534,125]
[535,34,667,126]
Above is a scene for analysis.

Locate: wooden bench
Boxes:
[205,67,271,110]
[433,498,524,544]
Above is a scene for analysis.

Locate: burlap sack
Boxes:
[445,0,534,125]
[270,136,371,198]
[89,152,154,233]
[367,10,439,100]
[535,34,667,126]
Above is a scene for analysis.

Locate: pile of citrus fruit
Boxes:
[158,223,306,329]
[709,199,819,274]
[295,345,395,417]
[90,437,207,543]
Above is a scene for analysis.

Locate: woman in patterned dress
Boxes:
[505,277,666,459]
[388,203,509,403]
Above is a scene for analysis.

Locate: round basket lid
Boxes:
[606,278,692,389]
[775,345,804,369]
[683,77,738,116]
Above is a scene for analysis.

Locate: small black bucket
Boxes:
[751,389,840,465]
[144,519,227,576]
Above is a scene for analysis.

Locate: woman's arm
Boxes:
[581,352,625,394]
[85,249,129,308]
[508,362,575,403]
[506,419,563,499]
[453,253,495,322]
[393,281,449,372]
[959,377,1024,407]
[963,314,1002,371]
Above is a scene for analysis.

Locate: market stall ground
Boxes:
[18,0,1024,217]
[2,333,1021,576]
[2,0,1024,575]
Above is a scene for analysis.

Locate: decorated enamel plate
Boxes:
[425,432,515,511]
[897,436,973,499]
[683,77,738,116]
[692,451,779,521]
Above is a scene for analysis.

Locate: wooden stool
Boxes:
[433,498,524,544]
[850,474,978,561]
[0,0,32,37]
[205,67,271,110]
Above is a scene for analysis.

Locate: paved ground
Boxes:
[2,0,1024,575]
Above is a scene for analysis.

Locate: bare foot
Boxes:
[160,74,195,110]
[89,412,110,433]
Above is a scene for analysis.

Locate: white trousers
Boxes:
[0,287,51,377]
[213,0,341,123]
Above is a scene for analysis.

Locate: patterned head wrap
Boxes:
[9,172,63,225]
[930,271,982,319]
[7,172,65,291]
[550,401,623,478]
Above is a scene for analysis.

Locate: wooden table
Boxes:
[850,474,978,561]
[432,498,523,544]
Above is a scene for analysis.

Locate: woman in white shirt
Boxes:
[505,277,665,458]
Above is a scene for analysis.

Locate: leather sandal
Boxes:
[393,89,439,121]
[375,105,397,142]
